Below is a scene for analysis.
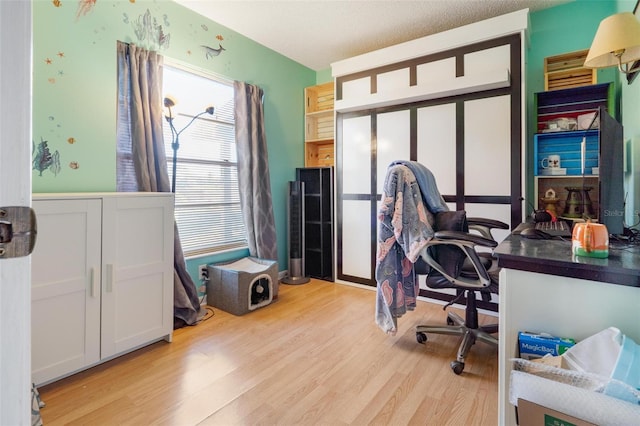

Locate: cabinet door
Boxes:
[101,195,174,359]
[31,199,102,385]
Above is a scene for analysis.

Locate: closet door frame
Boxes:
[335,34,522,294]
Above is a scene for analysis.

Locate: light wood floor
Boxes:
[38,279,498,425]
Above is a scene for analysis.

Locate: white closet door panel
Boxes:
[342,115,372,194]
[464,95,511,195]
[377,68,410,94]
[31,199,101,385]
[464,44,511,76]
[101,195,174,359]
[465,203,511,244]
[416,57,456,86]
[417,104,457,195]
[341,200,372,279]
[377,110,410,194]
[342,76,371,100]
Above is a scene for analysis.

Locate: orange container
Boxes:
[572,221,609,258]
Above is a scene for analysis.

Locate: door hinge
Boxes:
[0,206,37,259]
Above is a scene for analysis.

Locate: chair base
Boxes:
[416,294,498,374]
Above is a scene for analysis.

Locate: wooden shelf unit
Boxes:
[544,49,596,91]
[305,82,334,167]
[532,83,622,226]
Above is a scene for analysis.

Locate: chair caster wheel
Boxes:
[446,317,455,326]
[416,332,428,344]
[451,361,465,375]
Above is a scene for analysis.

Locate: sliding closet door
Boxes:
[335,33,522,297]
[339,114,374,282]
[463,95,513,231]
[376,110,411,192]
[416,103,457,206]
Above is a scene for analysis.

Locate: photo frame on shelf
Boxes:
[627,0,640,84]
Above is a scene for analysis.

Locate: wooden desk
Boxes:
[494,235,640,425]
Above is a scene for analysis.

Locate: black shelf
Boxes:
[296,167,334,281]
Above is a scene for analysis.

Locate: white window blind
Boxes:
[163,65,247,257]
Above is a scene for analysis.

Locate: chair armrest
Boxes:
[467,217,509,241]
[433,230,498,249]
[467,217,509,230]
[422,231,495,289]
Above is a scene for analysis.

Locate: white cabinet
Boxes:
[31,193,174,385]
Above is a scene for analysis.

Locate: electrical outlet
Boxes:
[199,264,209,281]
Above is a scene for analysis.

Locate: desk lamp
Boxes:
[585,12,640,77]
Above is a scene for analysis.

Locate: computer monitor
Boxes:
[597,107,624,236]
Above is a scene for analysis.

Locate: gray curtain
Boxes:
[116,41,202,328]
[234,81,278,261]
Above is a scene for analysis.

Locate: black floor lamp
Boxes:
[164,96,214,193]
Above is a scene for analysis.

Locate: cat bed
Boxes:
[206,257,278,316]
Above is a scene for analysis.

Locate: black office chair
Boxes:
[413,210,508,374]
[375,160,507,374]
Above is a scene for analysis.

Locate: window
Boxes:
[163,65,247,257]
[117,61,247,257]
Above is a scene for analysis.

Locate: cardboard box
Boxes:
[518,331,576,360]
[517,399,596,426]
[531,354,569,370]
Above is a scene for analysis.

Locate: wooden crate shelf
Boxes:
[544,49,596,91]
[305,140,334,168]
[305,82,334,113]
[305,82,334,167]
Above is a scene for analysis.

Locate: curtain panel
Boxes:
[116,41,202,328]
[234,81,278,261]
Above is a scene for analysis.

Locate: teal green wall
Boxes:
[316,68,333,84]
[32,0,316,279]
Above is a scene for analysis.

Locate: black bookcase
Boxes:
[296,167,334,281]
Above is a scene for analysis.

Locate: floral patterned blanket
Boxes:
[374,163,447,335]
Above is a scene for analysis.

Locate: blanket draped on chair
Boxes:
[374,162,448,335]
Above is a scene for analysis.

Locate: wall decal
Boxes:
[43,51,65,83]
[76,0,97,20]
[132,9,171,50]
[201,44,225,59]
[67,137,76,144]
[53,0,62,8]
[33,138,61,177]
[69,161,79,170]
[202,36,226,59]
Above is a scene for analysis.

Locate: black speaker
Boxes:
[281,181,310,284]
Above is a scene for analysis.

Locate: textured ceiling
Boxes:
[174,0,572,70]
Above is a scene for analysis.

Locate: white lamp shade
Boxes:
[585,12,640,68]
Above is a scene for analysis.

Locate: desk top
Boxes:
[495,234,640,288]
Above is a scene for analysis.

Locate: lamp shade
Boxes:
[585,12,640,68]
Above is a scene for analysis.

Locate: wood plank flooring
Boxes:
[38,279,498,425]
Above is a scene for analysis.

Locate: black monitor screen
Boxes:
[598,106,624,236]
